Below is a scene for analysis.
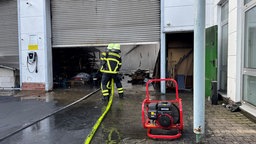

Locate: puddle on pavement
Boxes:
[12,85,100,106]
[0,90,19,97]
[1,89,103,144]
[0,85,100,142]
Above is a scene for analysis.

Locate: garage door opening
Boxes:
[52,44,160,89]
[120,44,160,84]
[166,32,194,90]
[52,47,102,89]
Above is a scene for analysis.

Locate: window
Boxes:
[244,0,253,5]
[219,1,228,92]
[243,75,256,106]
[221,2,228,22]
[244,6,256,69]
[243,2,256,106]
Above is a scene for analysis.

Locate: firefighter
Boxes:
[100,43,124,101]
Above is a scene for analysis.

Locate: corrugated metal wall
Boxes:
[51,0,160,47]
[0,0,19,68]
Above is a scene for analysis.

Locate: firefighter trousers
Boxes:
[101,73,123,98]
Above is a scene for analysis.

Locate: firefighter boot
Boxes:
[102,95,109,102]
[119,93,124,99]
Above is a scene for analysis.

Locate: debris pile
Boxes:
[128,69,150,84]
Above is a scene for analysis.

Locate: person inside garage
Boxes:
[100,43,124,101]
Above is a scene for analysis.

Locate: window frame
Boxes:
[218,0,229,93]
[242,0,256,106]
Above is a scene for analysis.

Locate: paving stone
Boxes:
[91,82,256,144]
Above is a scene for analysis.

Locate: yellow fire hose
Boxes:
[84,79,114,144]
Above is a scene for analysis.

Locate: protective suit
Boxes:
[100,43,124,101]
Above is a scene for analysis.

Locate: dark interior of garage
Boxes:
[52,48,101,88]
[166,32,194,90]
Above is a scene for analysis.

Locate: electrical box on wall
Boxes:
[27,51,38,73]
[27,52,37,64]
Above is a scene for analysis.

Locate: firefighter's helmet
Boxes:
[107,43,121,53]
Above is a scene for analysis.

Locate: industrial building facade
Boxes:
[19,0,160,91]
[0,0,255,117]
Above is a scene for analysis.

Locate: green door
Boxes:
[205,25,218,97]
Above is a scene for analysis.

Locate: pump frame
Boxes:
[141,78,183,139]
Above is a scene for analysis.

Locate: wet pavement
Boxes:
[0,78,256,144]
[1,90,103,144]
[91,79,256,144]
[0,87,98,142]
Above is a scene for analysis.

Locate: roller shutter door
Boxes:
[0,0,18,68]
[51,0,160,47]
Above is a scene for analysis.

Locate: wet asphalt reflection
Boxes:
[1,86,103,144]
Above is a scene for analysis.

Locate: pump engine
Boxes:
[148,101,180,128]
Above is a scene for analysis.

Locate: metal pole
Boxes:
[160,0,166,94]
[193,0,205,143]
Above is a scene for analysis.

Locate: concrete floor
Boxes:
[0,78,256,144]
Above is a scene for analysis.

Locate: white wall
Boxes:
[0,68,15,88]
[227,1,242,102]
[18,0,52,90]
[164,0,216,32]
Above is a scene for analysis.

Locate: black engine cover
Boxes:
[158,114,171,127]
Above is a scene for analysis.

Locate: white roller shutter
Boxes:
[0,0,18,68]
[51,0,160,47]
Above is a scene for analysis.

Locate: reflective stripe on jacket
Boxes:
[100,52,122,74]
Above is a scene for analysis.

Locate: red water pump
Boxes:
[142,78,183,139]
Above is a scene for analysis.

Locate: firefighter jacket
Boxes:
[100,52,122,74]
